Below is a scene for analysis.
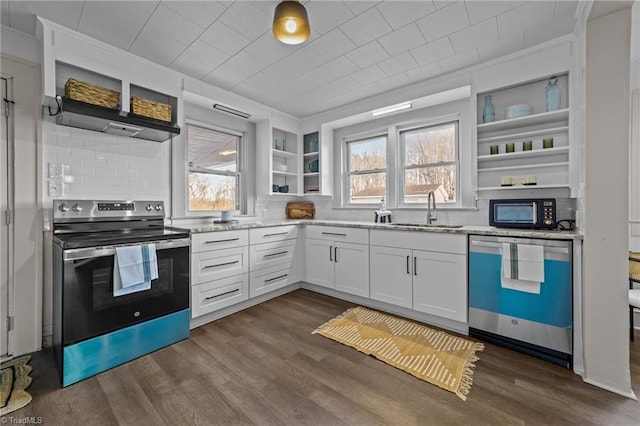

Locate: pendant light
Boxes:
[272,0,310,45]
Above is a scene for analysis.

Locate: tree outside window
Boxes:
[187,124,240,211]
[346,136,387,204]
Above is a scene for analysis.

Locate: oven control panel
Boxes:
[53,200,166,221]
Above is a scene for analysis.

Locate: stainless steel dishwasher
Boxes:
[468,235,572,367]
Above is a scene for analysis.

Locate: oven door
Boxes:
[60,238,190,345]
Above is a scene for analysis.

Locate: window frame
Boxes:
[398,120,460,206]
[185,120,244,213]
[344,133,389,206]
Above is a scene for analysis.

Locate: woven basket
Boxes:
[131,97,172,122]
[64,78,120,109]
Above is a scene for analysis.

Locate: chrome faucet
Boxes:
[427,190,437,225]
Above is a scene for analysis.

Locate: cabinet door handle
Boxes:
[203,260,239,270]
[265,274,288,284]
[264,251,288,258]
[204,288,239,301]
[406,255,410,274]
[204,238,240,244]
[264,232,289,237]
[334,246,338,263]
[329,245,333,261]
[414,256,417,276]
[322,232,347,237]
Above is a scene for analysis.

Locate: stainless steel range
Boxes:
[52,200,190,386]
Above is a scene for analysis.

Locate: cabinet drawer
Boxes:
[250,239,297,271]
[370,230,466,254]
[249,225,298,244]
[191,246,248,285]
[191,230,248,253]
[191,274,248,318]
[306,225,369,244]
[249,265,298,298]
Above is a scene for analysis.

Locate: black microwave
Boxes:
[489,198,557,229]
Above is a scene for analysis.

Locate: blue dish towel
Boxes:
[113,244,158,297]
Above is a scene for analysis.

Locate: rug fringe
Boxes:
[311,306,359,334]
[455,342,485,401]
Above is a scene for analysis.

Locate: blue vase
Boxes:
[482,95,495,123]
[546,76,561,112]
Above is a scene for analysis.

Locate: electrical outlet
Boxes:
[48,163,64,178]
[48,180,63,197]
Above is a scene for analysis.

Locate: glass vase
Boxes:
[546,76,561,112]
[482,95,495,123]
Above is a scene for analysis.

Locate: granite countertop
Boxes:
[178,219,582,240]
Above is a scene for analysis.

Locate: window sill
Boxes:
[334,205,478,212]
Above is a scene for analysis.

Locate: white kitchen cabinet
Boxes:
[249,225,300,298]
[256,119,302,196]
[302,131,320,195]
[476,73,573,196]
[370,230,467,323]
[305,226,369,297]
[192,274,248,318]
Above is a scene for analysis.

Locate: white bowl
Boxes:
[273,163,288,172]
[505,104,533,119]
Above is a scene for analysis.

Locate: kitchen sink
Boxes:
[388,223,464,229]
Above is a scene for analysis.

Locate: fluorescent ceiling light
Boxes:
[219,150,237,156]
[213,103,251,119]
[371,102,412,117]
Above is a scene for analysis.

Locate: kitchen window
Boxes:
[400,122,458,204]
[187,124,241,212]
[346,135,387,204]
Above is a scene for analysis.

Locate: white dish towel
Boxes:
[113,244,158,297]
[501,243,545,294]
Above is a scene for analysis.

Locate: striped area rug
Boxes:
[312,306,484,400]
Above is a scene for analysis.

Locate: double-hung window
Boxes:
[400,122,458,204]
[187,123,241,212]
[346,135,387,204]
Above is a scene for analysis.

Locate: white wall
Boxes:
[629,1,640,251]
[582,7,634,398]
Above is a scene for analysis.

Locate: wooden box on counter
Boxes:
[286,202,315,219]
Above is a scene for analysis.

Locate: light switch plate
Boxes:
[48,180,63,197]
[48,163,64,178]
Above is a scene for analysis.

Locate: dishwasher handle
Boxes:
[470,239,569,255]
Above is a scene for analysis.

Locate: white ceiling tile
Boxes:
[161,1,228,28]
[377,51,419,76]
[351,64,388,85]
[346,40,390,68]
[343,1,380,16]
[464,0,524,25]
[223,51,269,77]
[316,56,360,80]
[7,1,84,35]
[302,75,362,101]
[354,73,412,96]
[141,5,203,45]
[279,46,332,76]
[524,15,576,48]
[241,71,288,93]
[377,23,426,57]
[449,18,499,53]
[285,71,331,95]
[181,40,230,69]
[554,1,580,19]
[405,62,443,83]
[243,33,298,65]
[309,29,357,61]
[218,2,271,40]
[340,6,392,46]
[199,21,252,57]
[78,1,159,51]
[169,55,213,80]
[2,2,10,27]
[375,1,436,30]
[129,28,185,67]
[415,1,469,42]
[476,32,525,62]
[438,48,479,73]
[203,63,251,90]
[305,1,354,35]
[497,2,556,36]
[432,1,457,9]
[409,37,454,65]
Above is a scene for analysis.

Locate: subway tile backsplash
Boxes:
[42,122,171,206]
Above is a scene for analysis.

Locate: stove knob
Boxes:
[58,203,70,212]
[155,204,163,211]
[72,203,83,213]
[146,204,153,212]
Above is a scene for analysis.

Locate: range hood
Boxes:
[47,97,180,142]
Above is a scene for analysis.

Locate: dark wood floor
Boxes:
[6,289,640,425]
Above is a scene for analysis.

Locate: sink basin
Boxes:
[389,223,464,229]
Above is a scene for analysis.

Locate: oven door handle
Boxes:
[62,238,191,261]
